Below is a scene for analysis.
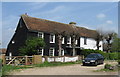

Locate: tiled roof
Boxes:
[21,14,97,38]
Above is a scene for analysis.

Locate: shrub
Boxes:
[81,49,104,57]
[104,64,112,69]
[81,49,119,60]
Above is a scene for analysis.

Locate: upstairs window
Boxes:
[84,37,87,45]
[49,48,54,56]
[38,32,44,38]
[67,37,71,44]
[62,37,64,44]
[50,34,55,43]
[38,48,44,56]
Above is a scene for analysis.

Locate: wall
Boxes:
[80,37,103,51]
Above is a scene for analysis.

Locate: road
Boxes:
[10,61,118,75]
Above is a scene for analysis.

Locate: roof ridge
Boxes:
[21,14,74,26]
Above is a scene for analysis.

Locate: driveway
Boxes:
[10,61,118,75]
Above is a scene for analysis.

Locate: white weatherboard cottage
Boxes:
[80,37,103,51]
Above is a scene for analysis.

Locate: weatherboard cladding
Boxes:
[21,14,97,38]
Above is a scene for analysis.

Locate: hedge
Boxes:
[81,49,119,60]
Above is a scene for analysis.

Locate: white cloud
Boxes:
[31,5,65,17]
[96,13,106,19]
[106,20,113,24]
[27,2,47,10]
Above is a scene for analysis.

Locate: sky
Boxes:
[1,2,118,48]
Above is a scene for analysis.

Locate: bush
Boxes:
[81,49,104,57]
[81,49,119,60]
[104,64,112,69]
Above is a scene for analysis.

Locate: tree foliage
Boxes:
[19,37,45,56]
[111,34,120,52]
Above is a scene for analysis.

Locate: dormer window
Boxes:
[38,32,44,38]
[50,34,55,43]
[67,37,71,44]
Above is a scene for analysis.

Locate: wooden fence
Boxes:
[5,56,33,66]
[1,55,83,66]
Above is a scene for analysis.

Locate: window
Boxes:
[67,37,71,44]
[38,32,44,38]
[75,40,78,45]
[9,52,12,60]
[84,37,87,45]
[49,48,54,56]
[12,40,15,44]
[61,49,64,56]
[38,48,44,56]
[62,37,64,44]
[50,34,55,43]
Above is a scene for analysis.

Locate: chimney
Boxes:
[25,13,28,15]
[69,22,76,25]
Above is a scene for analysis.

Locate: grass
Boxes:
[94,68,117,72]
[94,64,120,72]
[1,65,33,76]
[1,61,82,76]
[33,61,82,67]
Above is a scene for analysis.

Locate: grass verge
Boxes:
[33,61,81,67]
[1,65,33,76]
[1,61,82,76]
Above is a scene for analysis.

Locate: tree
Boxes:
[111,33,120,52]
[104,32,115,53]
[94,30,104,50]
[56,31,66,56]
[19,37,45,56]
[71,32,80,56]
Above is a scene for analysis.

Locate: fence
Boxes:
[42,55,83,63]
[1,55,83,66]
[5,56,33,66]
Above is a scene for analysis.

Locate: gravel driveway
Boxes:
[10,61,118,75]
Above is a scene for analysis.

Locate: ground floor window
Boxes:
[61,49,64,56]
[49,48,54,56]
[38,48,44,56]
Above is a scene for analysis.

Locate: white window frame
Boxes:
[38,32,44,38]
[67,37,71,44]
[38,48,44,56]
[62,37,64,44]
[9,52,12,60]
[49,48,55,56]
[12,40,15,44]
[61,49,64,56]
[50,34,55,43]
[75,40,78,45]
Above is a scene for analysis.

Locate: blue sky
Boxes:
[2,2,118,48]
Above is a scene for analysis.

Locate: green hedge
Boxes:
[81,49,119,60]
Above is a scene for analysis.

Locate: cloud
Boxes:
[27,2,47,10]
[106,20,113,24]
[96,13,106,19]
[31,5,65,17]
